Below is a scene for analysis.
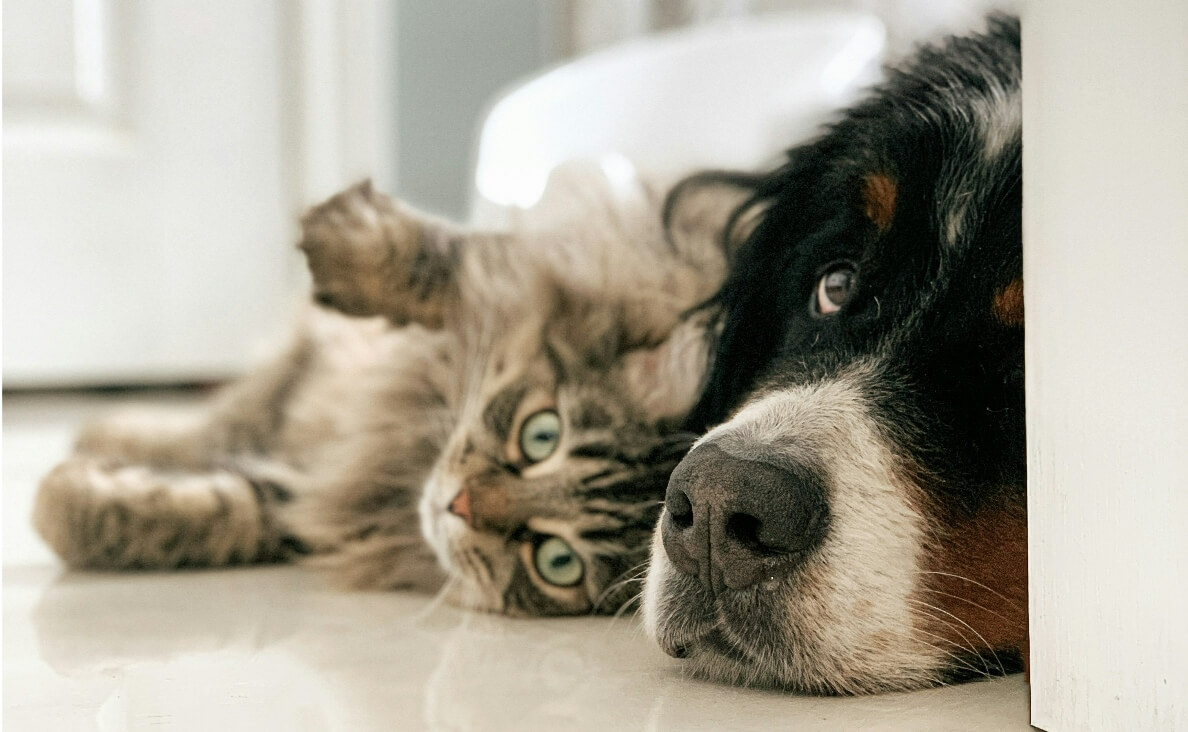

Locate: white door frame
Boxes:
[1023,1,1188,729]
[285,0,397,206]
[2,0,396,387]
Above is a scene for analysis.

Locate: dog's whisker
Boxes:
[913,635,993,681]
[912,615,982,661]
[916,571,1022,609]
[908,598,1005,675]
[916,634,986,674]
[917,586,1013,623]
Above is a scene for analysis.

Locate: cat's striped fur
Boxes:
[34,164,744,615]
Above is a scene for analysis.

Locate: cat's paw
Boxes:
[299,180,423,321]
[33,457,282,569]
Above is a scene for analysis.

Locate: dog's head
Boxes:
[643,16,1026,694]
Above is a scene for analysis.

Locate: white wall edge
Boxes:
[285,0,396,209]
[1023,1,1188,729]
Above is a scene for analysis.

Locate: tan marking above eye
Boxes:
[993,279,1024,327]
[862,172,897,233]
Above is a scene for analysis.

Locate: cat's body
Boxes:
[38,308,454,589]
[35,165,742,614]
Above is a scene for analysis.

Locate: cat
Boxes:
[33,164,747,615]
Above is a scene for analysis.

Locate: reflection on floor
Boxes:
[3,392,1033,731]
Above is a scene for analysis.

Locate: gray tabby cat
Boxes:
[34,166,744,615]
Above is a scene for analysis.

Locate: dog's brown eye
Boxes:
[814,266,857,316]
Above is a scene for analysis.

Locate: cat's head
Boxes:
[302,162,748,614]
[420,313,704,615]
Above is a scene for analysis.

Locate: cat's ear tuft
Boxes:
[663,171,761,268]
[618,317,709,422]
[514,157,657,233]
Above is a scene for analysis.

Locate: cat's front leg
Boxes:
[34,456,297,569]
[298,181,462,329]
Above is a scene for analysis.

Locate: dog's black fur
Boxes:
[644,16,1027,693]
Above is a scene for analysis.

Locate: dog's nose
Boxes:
[661,443,828,591]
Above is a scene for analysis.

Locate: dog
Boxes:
[642,16,1026,694]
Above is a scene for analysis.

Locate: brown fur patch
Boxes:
[861,173,897,233]
[918,492,1028,664]
[468,481,511,531]
[993,279,1024,326]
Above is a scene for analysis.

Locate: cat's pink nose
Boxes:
[448,488,472,526]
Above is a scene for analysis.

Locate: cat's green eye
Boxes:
[533,535,584,587]
[519,409,561,463]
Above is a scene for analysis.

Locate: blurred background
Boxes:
[2,0,998,389]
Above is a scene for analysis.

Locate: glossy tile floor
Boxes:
[3,392,1033,731]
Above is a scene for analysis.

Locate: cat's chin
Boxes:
[417,473,499,605]
[417,476,458,569]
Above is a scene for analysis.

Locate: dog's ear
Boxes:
[299,181,463,329]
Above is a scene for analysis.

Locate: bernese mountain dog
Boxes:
[643,16,1025,694]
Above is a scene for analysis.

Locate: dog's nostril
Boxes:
[725,512,764,552]
[667,489,694,529]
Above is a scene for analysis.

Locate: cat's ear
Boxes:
[618,316,709,423]
[515,157,659,233]
[299,180,463,329]
[663,171,762,269]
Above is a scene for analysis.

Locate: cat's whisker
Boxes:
[611,590,644,620]
[452,548,493,599]
[414,575,463,626]
[592,559,651,613]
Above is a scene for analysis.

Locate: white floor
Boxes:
[3,392,1034,731]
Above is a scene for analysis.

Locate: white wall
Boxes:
[1023,1,1188,729]
[394,0,553,220]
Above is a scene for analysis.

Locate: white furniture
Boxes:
[471,10,886,223]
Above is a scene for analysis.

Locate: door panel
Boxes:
[3,0,299,386]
